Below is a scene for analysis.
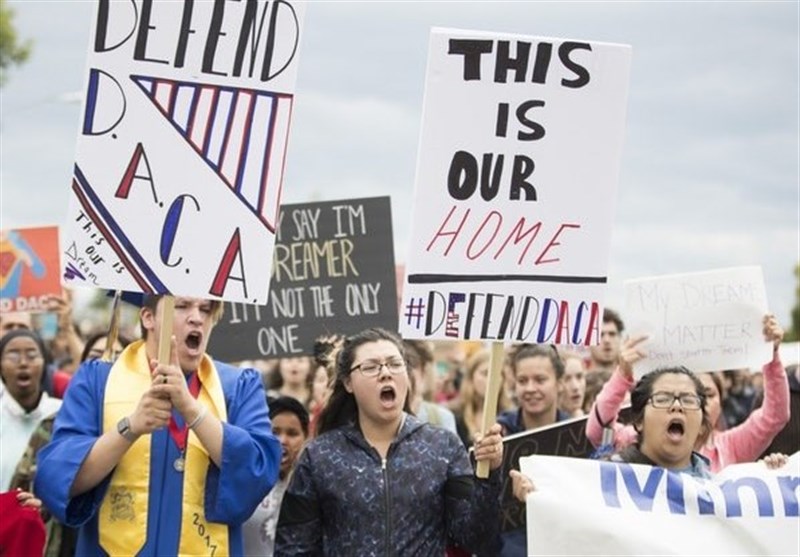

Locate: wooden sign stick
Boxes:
[476,341,505,478]
[157,295,175,365]
[101,290,122,361]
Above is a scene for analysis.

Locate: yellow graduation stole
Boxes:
[98,340,230,556]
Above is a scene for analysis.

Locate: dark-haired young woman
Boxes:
[586,313,789,473]
[274,327,504,556]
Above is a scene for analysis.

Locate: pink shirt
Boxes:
[585,354,790,473]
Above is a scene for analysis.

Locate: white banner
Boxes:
[624,266,771,377]
[61,0,306,304]
[399,28,631,344]
[520,453,800,556]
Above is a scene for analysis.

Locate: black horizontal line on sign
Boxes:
[406,274,608,284]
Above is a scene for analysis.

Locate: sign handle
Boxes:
[157,295,175,365]
[101,290,122,361]
[476,341,505,478]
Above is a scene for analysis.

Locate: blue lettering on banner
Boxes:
[599,462,799,518]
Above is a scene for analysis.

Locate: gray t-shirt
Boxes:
[242,476,289,556]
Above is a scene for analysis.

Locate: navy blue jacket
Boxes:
[275,413,502,556]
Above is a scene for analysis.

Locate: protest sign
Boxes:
[498,407,632,532]
[499,415,595,532]
[520,453,800,556]
[208,197,398,360]
[61,0,306,303]
[1,226,62,312]
[624,266,772,376]
[399,28,631,344]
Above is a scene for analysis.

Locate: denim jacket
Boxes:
[275,413,502,556]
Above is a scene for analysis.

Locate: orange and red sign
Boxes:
[1,226,62,313]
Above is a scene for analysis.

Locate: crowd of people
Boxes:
[0,292,796,556]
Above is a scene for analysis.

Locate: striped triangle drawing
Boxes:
[131,75,294,233]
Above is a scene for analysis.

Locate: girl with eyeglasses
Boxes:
[585,313,790,473]
[274,327,505,556]
[607,366,712,476]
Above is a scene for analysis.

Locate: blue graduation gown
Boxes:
[35,359,281,557]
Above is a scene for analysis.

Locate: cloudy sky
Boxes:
[1,0,798,328]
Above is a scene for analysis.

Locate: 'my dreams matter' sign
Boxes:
[400,28,631,344]
[61,1,306,304]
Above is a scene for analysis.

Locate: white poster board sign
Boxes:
[399,28,631,344]
[624,266,772,376]
[520,454,800,556]
[61,1,306,304]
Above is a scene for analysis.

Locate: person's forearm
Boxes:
[187,403,224,467]
[70,430,133,496]
[64,330,85,370]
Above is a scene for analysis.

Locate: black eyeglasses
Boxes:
[350,359,407,377]
[648,391,702,410]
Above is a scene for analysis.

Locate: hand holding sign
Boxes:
[762,313,783,351]
[473,423,504,472]
[618,334,649,380]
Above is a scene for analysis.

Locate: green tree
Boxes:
[0,0,32,86]
[786,263,800,342]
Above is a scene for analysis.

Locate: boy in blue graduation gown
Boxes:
[36,295,281,556]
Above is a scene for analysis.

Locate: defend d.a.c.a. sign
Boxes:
[208,197,398,361]
[61,1,306,303]
[399,29,631,345]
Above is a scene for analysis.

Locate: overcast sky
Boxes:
[1,0,798,328]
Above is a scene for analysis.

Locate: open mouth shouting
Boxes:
[14,371,34,391]
[379,385,397,408]
[666,418,686,443]
[185,331,203,354]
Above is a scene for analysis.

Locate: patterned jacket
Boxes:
[10,413,75,557]
[275,413,502,556]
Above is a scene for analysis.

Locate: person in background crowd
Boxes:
[35,295,282,556]
[433,340,471,405]
[582,369,612,415]
[405,339,458,434]
[558,350,587,418]
[497,344,570,436]
[495,343,570,556]
[587,308,625,373]
[309,364,330,421]
[1,295,85,398]
[243,396,309,556]
[0,311,33,336]
[308,335,344,438]
[44,290,85,376]
[269,356,314,408]
[11,329,130,557]
[274,328,504,556]
[454,348,512,447]
[47,332,132,400]
[0,329,62,490]
[721,368,757,428]
[1,311,34,399]
[0,490,46,557]
[756,362,800,457]
[307,335,342,437]
[79,331,130,363]
[586,314,789,473]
